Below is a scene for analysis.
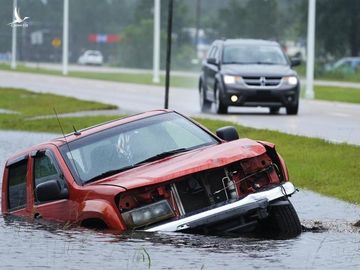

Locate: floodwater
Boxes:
[0,131,359,270]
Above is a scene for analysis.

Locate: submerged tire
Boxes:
[258,200,302,239]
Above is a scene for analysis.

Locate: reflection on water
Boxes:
[0,131,359,269]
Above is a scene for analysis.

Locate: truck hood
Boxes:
[221,64,296,77]
[95,139,266,190]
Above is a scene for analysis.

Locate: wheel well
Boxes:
[81,218,108,230]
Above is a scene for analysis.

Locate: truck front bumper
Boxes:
[145,182,296,233]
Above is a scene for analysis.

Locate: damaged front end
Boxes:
[117,146,301,238]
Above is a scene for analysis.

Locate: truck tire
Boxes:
[257,200,301,238]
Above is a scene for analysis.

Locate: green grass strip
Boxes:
[315,86,360,104]
[0,87,116,116]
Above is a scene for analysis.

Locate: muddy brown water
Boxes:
[0,131,359,270]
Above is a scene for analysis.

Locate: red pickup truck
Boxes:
[1,110,301,237]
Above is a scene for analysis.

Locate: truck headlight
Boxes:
[121,200,175,229]
[224,75,241,84]
[283,76,298,86]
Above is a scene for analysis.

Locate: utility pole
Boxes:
[305,0,316,99]
[11,0,17,69]
[195,0,201,52]
[153,0,160,83]
[62,0,69,75]
[164,0,173,109]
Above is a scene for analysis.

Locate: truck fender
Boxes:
[79,199,126,231]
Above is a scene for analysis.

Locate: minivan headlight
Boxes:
[283,76,298,86]
[121,200,175,229]
[224,75,241,84]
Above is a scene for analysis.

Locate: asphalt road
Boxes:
[0,70,359,145]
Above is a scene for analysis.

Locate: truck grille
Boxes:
[170,155,279,216]
[243,76,282,87]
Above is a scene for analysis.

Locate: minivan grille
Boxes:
[243,76,282,87]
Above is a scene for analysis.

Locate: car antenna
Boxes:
[53,108,82,183]
[73,125,81,136]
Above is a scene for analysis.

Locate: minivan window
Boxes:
[223,44,288,65]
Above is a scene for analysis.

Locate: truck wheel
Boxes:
[215,85,228,114]
[200,82,212,112]
[257,200,301,238]
[268,200,301,238]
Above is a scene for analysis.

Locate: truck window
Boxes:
[8,160,28,211]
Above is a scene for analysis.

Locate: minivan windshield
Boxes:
[223,44,288,65]
[60,112,218,184]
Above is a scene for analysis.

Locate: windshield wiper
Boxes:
[84,165,137,184]
[84,148,190,184]
[223,61,248,65]
[136,148,189,164]
[255,61,277,65]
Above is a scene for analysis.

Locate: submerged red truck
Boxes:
[1,110,301,237]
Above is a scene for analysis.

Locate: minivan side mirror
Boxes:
[216,126,239,141]
[35,179,69,202]
[290,57,301,67]
[207,57,218,65]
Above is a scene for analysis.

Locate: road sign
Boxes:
[52,38,61,48]
[31,31,43,45]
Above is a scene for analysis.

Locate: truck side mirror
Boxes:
[216,126,239,141]
[35,179,68,202]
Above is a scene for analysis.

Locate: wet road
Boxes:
[0,131,359,269]
[0,70,359,145]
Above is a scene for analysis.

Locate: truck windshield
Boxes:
[59,112,218,184]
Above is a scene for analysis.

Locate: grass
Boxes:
[0,87,116,116]
[0,114,119,133]
[299,85,360,104]
[0,87,119,133]
[1,87,359,204]
[314,86,360,104]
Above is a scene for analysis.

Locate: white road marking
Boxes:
[328,112,351,118]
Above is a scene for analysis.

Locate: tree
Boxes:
[214,0,282,40]
[316,0,360,57]
[118,0,193,69]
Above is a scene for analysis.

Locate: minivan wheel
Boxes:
[286,103,299,115]
[200,83,212,112]
[257,200,302,239]
[215,85,228,114]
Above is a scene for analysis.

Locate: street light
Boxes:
[153,0,160,83]
[11,0,17,69]
[164,0,173,109]
[305,0,316,99]
[62,0,69,75]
